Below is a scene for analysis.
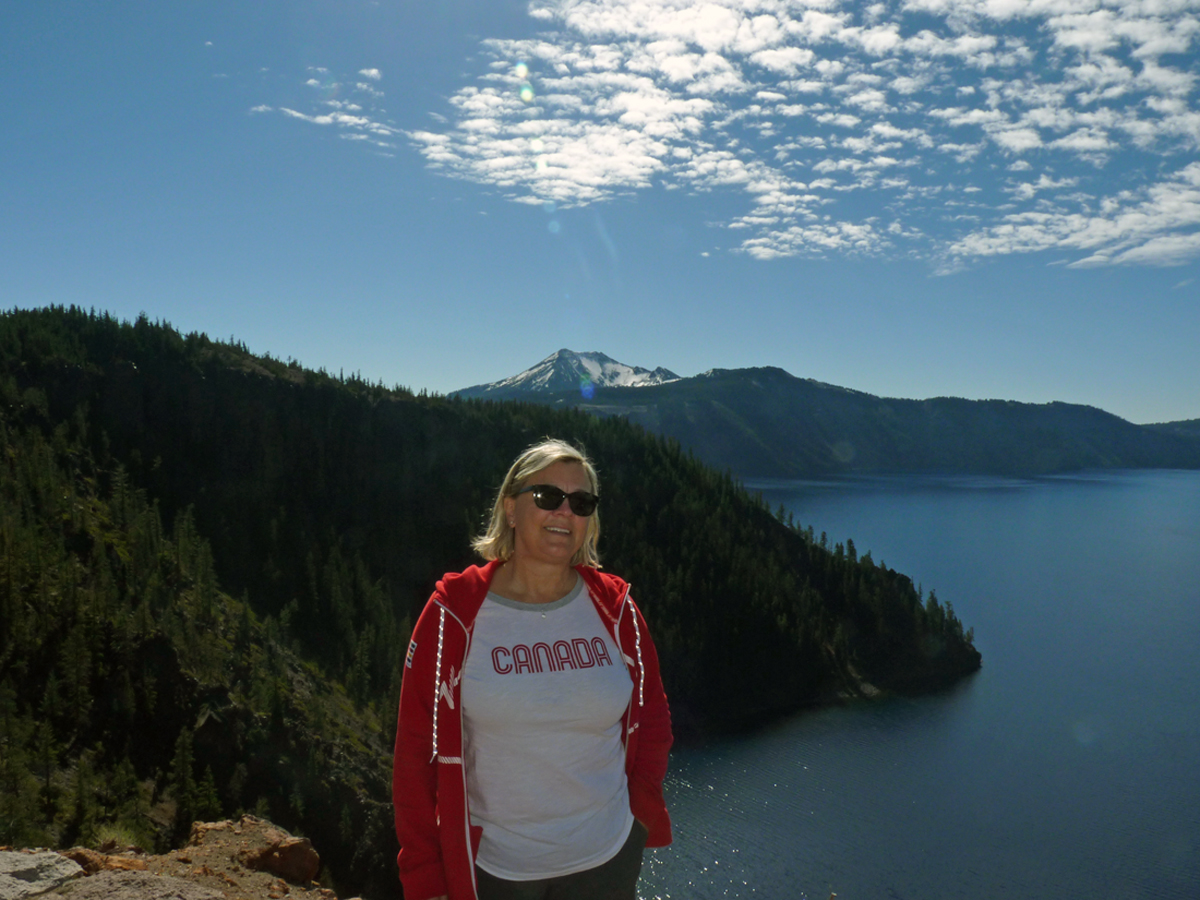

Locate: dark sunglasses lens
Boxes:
[531,486,567,510]
[567,492,598,516]
[529,486,598,516]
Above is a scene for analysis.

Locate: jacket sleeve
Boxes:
[393,598,449,900]
[627,597,674,847]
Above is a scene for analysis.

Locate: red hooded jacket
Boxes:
[393,560,673,900]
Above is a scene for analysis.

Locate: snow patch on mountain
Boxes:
[453,350,680,399]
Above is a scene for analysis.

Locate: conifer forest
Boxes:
[0,306,980,898]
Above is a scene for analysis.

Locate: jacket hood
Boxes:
[575,565,630,618]
[433,560,629,623]
[432,559,502,621]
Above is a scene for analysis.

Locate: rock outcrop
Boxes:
[6,816,357,900]
[0,851,84,900]
[193,818,321,886]
[46,872,222,900]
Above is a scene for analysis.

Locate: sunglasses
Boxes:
[516,484,600,517]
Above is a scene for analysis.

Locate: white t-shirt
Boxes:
[462,576,635,880]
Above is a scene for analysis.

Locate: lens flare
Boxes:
[530,138,545,153]
[519,84,534,103]
[514,62,529,80]
[580,378,595,400]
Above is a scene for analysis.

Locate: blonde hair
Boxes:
[472,438,601,567]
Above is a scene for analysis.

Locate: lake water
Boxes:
[639,470,1200,900]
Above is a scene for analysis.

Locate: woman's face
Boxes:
[504,460,592,567]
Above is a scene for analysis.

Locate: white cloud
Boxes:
[1048,127,1113,154]
[1006,173,1079,201]
[750,46,816,75]
[260,68,398,150]
[741,219,889,259]
[990,127,1043,152]
[947,162,1200,267]
[938,141,986,162]
[263,1,1200,267]
[891,74,930,94]
[281,109,375,128]
[816,112,863,128]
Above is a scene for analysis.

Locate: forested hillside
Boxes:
[0,306,980,898]
[1147,418,1200,440]
[0,391,398,898]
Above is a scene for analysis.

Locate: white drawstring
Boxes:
[431,606,446,763]
[628,590,645,708]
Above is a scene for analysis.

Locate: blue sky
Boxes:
[3,0,1198,424]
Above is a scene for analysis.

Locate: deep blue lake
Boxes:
[639,469,1200,899]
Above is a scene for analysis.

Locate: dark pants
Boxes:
[474,822,648,900]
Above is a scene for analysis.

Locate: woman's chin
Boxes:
[527,537,580,563]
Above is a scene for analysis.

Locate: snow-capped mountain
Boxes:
[452,350,680,400]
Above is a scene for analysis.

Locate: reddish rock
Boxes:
[188,817,320,886]
[60,848,149,875]
[237,836,320,886]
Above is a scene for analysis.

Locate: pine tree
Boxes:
[168,727,196,841]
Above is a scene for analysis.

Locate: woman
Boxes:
[393,438,672,900]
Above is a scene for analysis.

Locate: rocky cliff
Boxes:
[0,816,360,900]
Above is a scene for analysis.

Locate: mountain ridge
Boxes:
[453,354,1200,478]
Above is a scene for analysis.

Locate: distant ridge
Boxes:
[452,349,680,400]
[1146,418,1200,440]
[454,357,1200,478]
